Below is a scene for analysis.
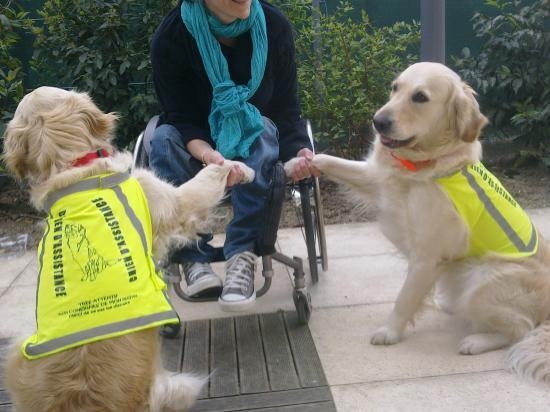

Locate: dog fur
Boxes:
[2,86,254,411]
[309,62,550,386]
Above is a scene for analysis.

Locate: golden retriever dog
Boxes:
[2,86,254,411]
[308,62,550,386]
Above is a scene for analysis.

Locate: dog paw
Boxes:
[370,326,402,345]
[311,154,330,170]
[225,160,255,183]
[458,336,486,355]
[457,333,509,355]
[239,163,255,183]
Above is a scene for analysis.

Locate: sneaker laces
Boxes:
[224,251,257,291]
[183,262,213,284]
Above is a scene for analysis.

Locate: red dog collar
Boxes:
[390,152,434,172]
[72,149,110,167]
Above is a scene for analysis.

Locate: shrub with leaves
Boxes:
[273,0,419,158]
[453,0,550,164]
[0,1,34,133]
[32,0,174,147]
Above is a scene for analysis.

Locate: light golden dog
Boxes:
[310,62,550,386]
[2,86,254,411]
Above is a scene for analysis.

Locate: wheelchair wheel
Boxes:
[298,180,318,283]
[312,176,328,271]
[293,289,312,324]
[295,176,328,283]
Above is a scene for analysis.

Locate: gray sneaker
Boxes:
[182,262,222,297]
[219,251,257,311]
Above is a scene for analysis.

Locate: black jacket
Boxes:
[151,0,311,161]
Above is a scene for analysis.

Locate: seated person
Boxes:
[150,0,318,311]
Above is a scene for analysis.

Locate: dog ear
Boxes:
[451,82,488,142]
[3,121,30,180]
[68,93,118,142]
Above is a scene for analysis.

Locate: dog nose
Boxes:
[373,114,392,134]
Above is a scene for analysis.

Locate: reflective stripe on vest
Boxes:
[436,162,538,258]
[23,173,179,359]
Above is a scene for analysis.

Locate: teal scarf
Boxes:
[181,0,268,159]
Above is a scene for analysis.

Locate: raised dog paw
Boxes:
[370,325,402,345]
[237,163,255,183]
[225,160,255,183]
[311,154,331,170]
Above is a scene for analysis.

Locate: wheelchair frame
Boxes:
[132,116,327,324]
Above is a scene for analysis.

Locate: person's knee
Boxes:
[148,125,199,184]
[255,118,279,164]
[262,117,279,148]
[150,125,181,152]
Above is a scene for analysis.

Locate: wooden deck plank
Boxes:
[260,312,300,391]
[284,312,327,388]
[246,401,337,412]
[0,339,11,385]
[0,390,11,406]
[190,386,333,412]
[0,339,11,410]
[182,319,210,376]
[182,320,210,400]
[235,315,269,394]
[160,324,184,373]
[209,317,239,398]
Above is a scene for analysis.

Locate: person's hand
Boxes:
[202,148,224,166]
[202,149,247,187]
[288,148,321,182]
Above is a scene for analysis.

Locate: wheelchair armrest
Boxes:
[132,115,160,170]
[143,115,160,155]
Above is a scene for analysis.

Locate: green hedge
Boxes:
[453,0,550,163]
[0,3,34,134]
[31,0,175,147]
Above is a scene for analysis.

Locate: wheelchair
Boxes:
[132,116,327,324]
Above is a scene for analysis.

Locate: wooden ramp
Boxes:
[0,339,12,412]
[164,311,336,412]
[0,312,336,412]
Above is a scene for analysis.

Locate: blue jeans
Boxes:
[149,117,279,262]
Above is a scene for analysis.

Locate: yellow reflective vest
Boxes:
[23,172,179,359]
[436,162,538,258]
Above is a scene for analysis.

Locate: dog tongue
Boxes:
[380,136,393,145]
[380,135,413,149]
[380,136,402,149]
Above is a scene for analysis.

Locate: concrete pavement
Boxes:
[2,209,550,411]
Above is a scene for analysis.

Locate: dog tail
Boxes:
[506,320,550,387]
[149,371,205,412]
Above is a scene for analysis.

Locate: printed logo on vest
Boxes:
[65,224,122,282]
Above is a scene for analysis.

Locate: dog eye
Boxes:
[412,91,428,103]
[391,83,398,93]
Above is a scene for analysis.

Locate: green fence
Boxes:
[323,0,536,65]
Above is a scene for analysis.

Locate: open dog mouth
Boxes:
[379,135,415,149]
